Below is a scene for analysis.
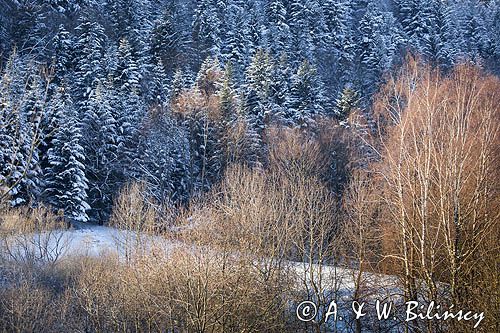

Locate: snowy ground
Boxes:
[0,224,178,263]
[0,223,398,300]
[0,224,403,331]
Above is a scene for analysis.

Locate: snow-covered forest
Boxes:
[1,0,499,220]
[0,0,499,332]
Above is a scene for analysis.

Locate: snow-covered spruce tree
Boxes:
[108,0,153,66]
[73,16,106,109]
[136,106,191,204]
[266,0,291,57]
[335,85,360,122]
[50,24,73,89]
[43,84,89,222]
[487,0,500,72]
[217,62,239,167]
[11,0,47,54]
[422,0,456,70]
[219,63,238,128]
[456,0,489,62]
[192,0,224,60]
[170,68,188,102]
[286,60,326,130]
[114,37,144,180]
[220,63,262,167]
[308,0,329,53]
[244,3,262,58]
[151,8,183,75]
[288,0,315,63]
[149,56,169,107]
[243,49,274,133]
[221,1,251,79]
[81,79,119,222]
[269,53,291,124]
[0,60,20,206]
[12,70,47,207]
[395,0,433,52]
[323,0,355,88]
[355,3,399,98]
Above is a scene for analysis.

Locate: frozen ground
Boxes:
[0,223,398,297]
[0,224,178,262]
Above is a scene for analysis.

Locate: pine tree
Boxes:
[43,85,89,222]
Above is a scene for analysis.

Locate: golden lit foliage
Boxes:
[374,60,500,332]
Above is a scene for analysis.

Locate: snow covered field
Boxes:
[0,224,178,263]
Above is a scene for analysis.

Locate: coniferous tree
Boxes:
[74,16,106,108]
[0,59,20,206]
[170,68,188,101]
[12,0,47,54]
[288,0,315,62]
[149,56,169,106]
[13,70,46,206]
[335,85,360,121]
[269,53,291,123]
[151,9,183,74]
[114,37,144,179]
[51,24,73,89]
[81,79,118,222]
[266,0,291,57]
[43,85,89,222]
[457,1,489,62]
[244,49,274,132]
[323,0,355,88]
[193,0,223,59]
[137,107,191,204]
[423,0,455,69]
[221,1,250,78]
[286,60,326,129]
[356,3,398,97]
